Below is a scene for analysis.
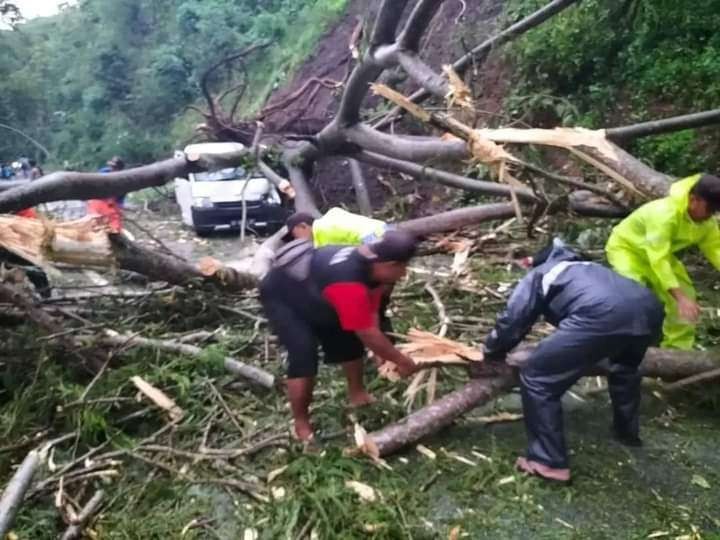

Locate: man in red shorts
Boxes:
[260,230,419,441]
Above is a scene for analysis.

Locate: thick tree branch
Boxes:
[398,0,446,52]
[370,0,411,46]
[0,150,250,214]
[399,203,517,236]
[375,0,582,129]
[282,145,321,216]
[369,345,720,456]
[396,51,448,99]
[568,191,628,218]
[349,159,373,215]
[605,109,720,142]
[355,150,537,201]
[345,123,469,162]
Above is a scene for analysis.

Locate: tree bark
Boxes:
[349,159,373,215]
[399,203,517,236]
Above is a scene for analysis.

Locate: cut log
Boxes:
[367,346,720,456]
[369,372,516,456]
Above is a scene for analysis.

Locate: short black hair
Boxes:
[690,174,720,211]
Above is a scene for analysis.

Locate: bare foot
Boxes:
[293,421,314,442]
[515,456,571,484]
[348,391,377,408]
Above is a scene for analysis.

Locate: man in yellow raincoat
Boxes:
[606,174,720,349]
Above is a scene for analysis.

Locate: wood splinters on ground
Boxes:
[130,376,184,422]
[351,423,391,470]
[475,412,523,425]
[345,480,380,502]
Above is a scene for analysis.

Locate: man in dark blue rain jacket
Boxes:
[483,239,664,484]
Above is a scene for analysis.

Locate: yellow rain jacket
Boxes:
[606,174,720,349]
[312,207,389,247]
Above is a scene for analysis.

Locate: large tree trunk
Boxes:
[368,346,720,457]
[0,216,258,292]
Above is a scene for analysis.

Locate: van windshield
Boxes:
[194,167,246,182]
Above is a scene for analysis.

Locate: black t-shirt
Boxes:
[309,246,384,331]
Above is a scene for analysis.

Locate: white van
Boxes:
[174,142,288,236]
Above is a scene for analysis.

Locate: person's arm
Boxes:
[355,327,416,376]
[643,216,699,322]
[323,282,417,376]
[484,271,544,360]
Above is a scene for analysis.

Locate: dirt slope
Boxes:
[261,0,509,212]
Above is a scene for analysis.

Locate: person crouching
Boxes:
[483,239,664,484]
[260,229,420,442]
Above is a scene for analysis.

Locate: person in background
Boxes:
[29,159,44,180]
[283,208,398,347]
[283,207,389,247]
[0,161,13,179]
[87,156,126,232]
[483,239,663,484]
[261,230,420,442]
[606,173,720,349]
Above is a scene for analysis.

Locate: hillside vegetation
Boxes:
[2,0,718,177]
[0,0,348,168]
[505,0,720,176]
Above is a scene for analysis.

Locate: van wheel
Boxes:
[194,226,214,237]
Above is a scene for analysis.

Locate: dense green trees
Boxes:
[0,0,347,168]
[1,0,718,176]
[506,0,720,175]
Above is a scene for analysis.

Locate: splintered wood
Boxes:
[443,65,473,110]
[0,215,113,269]
[379,329,483,382]
[398,329,483,364]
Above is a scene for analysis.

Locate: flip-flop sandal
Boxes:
[515,457,572,486]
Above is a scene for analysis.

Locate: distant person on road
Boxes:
[483,239,663,484]
[606,173,720,349]
[87,156,126,232]
[29,159,44,180]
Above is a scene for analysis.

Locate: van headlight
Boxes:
[192,197,213,208]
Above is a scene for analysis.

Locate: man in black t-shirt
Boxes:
[260,230,420,442]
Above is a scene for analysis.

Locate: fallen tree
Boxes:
[365,346,720,457]
[3,0,720,467]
